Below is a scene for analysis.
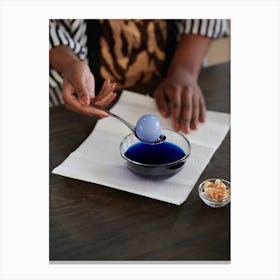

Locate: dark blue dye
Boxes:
[124,142,186,165]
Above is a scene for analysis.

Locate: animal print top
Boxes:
[98,20,167,90]
[49,19,230,106]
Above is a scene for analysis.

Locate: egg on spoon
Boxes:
[135,114,162,143]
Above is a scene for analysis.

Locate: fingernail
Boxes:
[174,122,179,131]
[185,122,190,133]
[80,96,88,107]
[161,110,167,117]
[192,121,198,130]
[101,112,109,117]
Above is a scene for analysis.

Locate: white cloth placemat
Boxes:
[52,90,230,205]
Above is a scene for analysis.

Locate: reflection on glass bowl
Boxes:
[120,129,191,180]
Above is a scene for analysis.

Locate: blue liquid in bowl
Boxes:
[125,142,186,165]
[120,130,191,179]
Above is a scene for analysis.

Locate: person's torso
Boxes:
[87,19,169,91]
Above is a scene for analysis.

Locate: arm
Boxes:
[154,34,211,133]
[167,34,211,81]
[154,19,229,133]
[49,20,116,117]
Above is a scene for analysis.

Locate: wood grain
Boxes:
[50,62,230,261]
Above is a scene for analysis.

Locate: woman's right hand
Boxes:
[62,59,116,118]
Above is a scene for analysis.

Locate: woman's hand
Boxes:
[62,60,117,117]
[50,45,117,117]
[154,68,206,133]
[154,34,211,133]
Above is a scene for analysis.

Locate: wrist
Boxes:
[166,64,199,82]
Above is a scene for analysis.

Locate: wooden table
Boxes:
[49,62,230,261]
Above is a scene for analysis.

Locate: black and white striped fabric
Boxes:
[49,19,88,106]
[49,19,229,107]
[182,19,229,38]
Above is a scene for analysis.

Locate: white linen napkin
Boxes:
[52,90,230,205]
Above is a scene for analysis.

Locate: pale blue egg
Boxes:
[135,114,162,143]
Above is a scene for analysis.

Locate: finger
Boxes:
[64,91,108,118]
[97,78,110,97]
[101,78,110,91]
[62,80,77,103]
[73,79,91,107]
[64,102,103,118]
[92,83,115,104]
[86,72,95,99]
[99,78,111,96]
[180,88,192,134]
[94,92,117,108]
[190,94,200,130]
[169,87,181,131]
[92,82,116,103]
[102,82,116,96]
[199,95,207,123]
[65,103,80,114]
[154,86,169,118]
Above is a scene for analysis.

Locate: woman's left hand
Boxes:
[154,68,206,133]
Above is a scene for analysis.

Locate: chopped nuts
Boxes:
[203,179,230,202]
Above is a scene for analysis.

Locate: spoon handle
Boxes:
[92,105,135,132]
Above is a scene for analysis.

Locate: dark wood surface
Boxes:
[49,62,230,261]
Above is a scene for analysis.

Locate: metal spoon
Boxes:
[93,105,166,144]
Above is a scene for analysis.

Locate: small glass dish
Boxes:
[120,129,191,180]
[198,178,231,208]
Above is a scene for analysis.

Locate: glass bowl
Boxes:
[198,178,231,208]
[120,129,191,179]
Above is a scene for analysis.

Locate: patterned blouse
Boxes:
[49,19,229,106]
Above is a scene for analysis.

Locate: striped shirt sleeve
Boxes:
[49,19,88,60]
[182,19,230,39]
[49,19,88,107]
